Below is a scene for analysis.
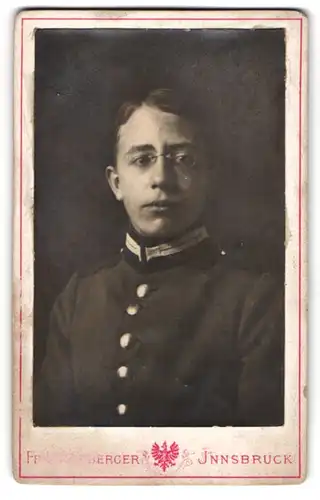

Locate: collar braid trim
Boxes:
[125,226,209,262]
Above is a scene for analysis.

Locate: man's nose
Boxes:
[150,155,176,189]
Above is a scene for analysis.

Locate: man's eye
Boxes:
[175,153,188,163]
[175,153,195,167]
[131,155,154,167]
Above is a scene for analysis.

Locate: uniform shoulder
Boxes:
[213,242,281,280]
[76,253,121,279]
[52,253,122,321]
[209,253,282,302]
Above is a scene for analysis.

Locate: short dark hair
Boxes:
[113,88,204,163]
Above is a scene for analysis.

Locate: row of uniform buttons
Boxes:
[117,284,149,416]
[126,284,149,316]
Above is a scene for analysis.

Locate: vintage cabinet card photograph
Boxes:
[12,9,307,485]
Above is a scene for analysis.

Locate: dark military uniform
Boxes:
[34,226,284,427]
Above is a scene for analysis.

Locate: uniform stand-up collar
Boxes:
[123,225,215,272]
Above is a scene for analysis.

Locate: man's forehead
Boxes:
[117,104,196,152]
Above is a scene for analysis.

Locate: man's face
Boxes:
[107,104,207,239]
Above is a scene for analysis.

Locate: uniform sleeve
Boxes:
[33,274,82,426]
[237,273,284,426]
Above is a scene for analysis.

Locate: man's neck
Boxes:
[128,222,203,248]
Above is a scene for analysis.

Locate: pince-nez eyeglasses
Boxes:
[128,151,197,169]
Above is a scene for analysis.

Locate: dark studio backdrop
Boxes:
[34,28,285,376]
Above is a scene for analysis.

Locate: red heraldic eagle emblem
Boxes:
[151,441,180,472]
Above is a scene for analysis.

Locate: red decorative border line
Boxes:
[18,15,304,481]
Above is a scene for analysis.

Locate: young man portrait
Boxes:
[34,86,284,428]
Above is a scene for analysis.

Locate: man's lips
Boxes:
[142,200,182,214]
[143,199,181,208]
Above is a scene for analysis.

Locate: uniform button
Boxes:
[117,366,128,378]
[126,304,140,316]
[117,404,127,415]
[136,284,149,298]
[120,333,131,348]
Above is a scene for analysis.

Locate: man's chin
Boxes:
[136,219,187,240]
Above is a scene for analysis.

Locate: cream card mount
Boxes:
[13,9,307,485]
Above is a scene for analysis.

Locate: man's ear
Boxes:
[105,165,123,201]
